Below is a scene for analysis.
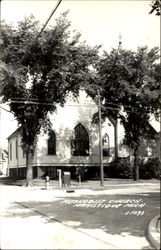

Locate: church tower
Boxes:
[118,33,122,51]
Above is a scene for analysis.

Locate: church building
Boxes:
[7,90,159,179]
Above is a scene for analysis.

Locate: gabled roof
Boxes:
[2,149,8,155]
[7,127,21,140]
[144,122,159,139]
[149,118,160,133]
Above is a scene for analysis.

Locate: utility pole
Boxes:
[97,89,104,186]
[114,117,118,161]
[159,109,161,163]
[0,98,2,155]
[159,10,161,163]
[0,104,1,157]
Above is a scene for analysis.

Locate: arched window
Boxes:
[102,133,110,156]
[71,123,89,156]
[48,130,56,155]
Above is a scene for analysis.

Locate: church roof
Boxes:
[7,127,21,140]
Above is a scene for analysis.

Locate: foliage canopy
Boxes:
[0,13,100,185]
[0,13,100,152]
[149,0,161,15]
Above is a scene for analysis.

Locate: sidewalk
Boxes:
[0,176,159,189]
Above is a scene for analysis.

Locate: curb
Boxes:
[148,215,160,249]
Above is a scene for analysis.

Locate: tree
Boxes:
[0,13,100,186]
[93,46,160,180]
[149,0,161,15]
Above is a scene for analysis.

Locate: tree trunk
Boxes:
[79,174,81,186]
[133,149,139,181]
[26,150,33,187]
[114,119,118,161]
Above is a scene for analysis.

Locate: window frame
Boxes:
[71,123,89,156]
[47,130,56,155]
[102,133,110,157]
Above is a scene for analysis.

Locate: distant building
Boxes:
[7,90,159,179]
[0,149,8,176]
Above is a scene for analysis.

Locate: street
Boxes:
[0,182,160,249]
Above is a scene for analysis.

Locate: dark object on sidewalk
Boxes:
[66,190,75,193]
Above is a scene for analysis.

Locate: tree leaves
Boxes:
[90,46,160,153]
[1,13,100,151]
[149,0,161,15]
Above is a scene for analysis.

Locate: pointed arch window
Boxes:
[48,130,56,155]
[102,133,110,156]
[71,123,89,156]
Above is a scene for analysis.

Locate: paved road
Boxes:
[0,182,160,249]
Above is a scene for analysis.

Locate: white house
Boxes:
[0,149,8,176]
[7,90,159,179]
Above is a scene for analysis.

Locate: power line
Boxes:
[0,106,14,114]
[10,97,125,107]
[7,99,155,115]
[10,97,157,113]
[9,94,157,113]
[21,0,62,64]
[34,0,62,42]
[9,96,159,114]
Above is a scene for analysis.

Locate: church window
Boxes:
[48,130,56,155]
[102,133,110,156]
[71,123,89,156]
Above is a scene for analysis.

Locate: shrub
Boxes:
[107,157,133,179]
[76,166,88,181]
[139,158,161,179]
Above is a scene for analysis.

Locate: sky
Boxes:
[1,0,160,51]
[0,0,160,148]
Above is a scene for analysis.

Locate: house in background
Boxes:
[7,90,159,179]
[137,123,160,160]
[0,148,8,176]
